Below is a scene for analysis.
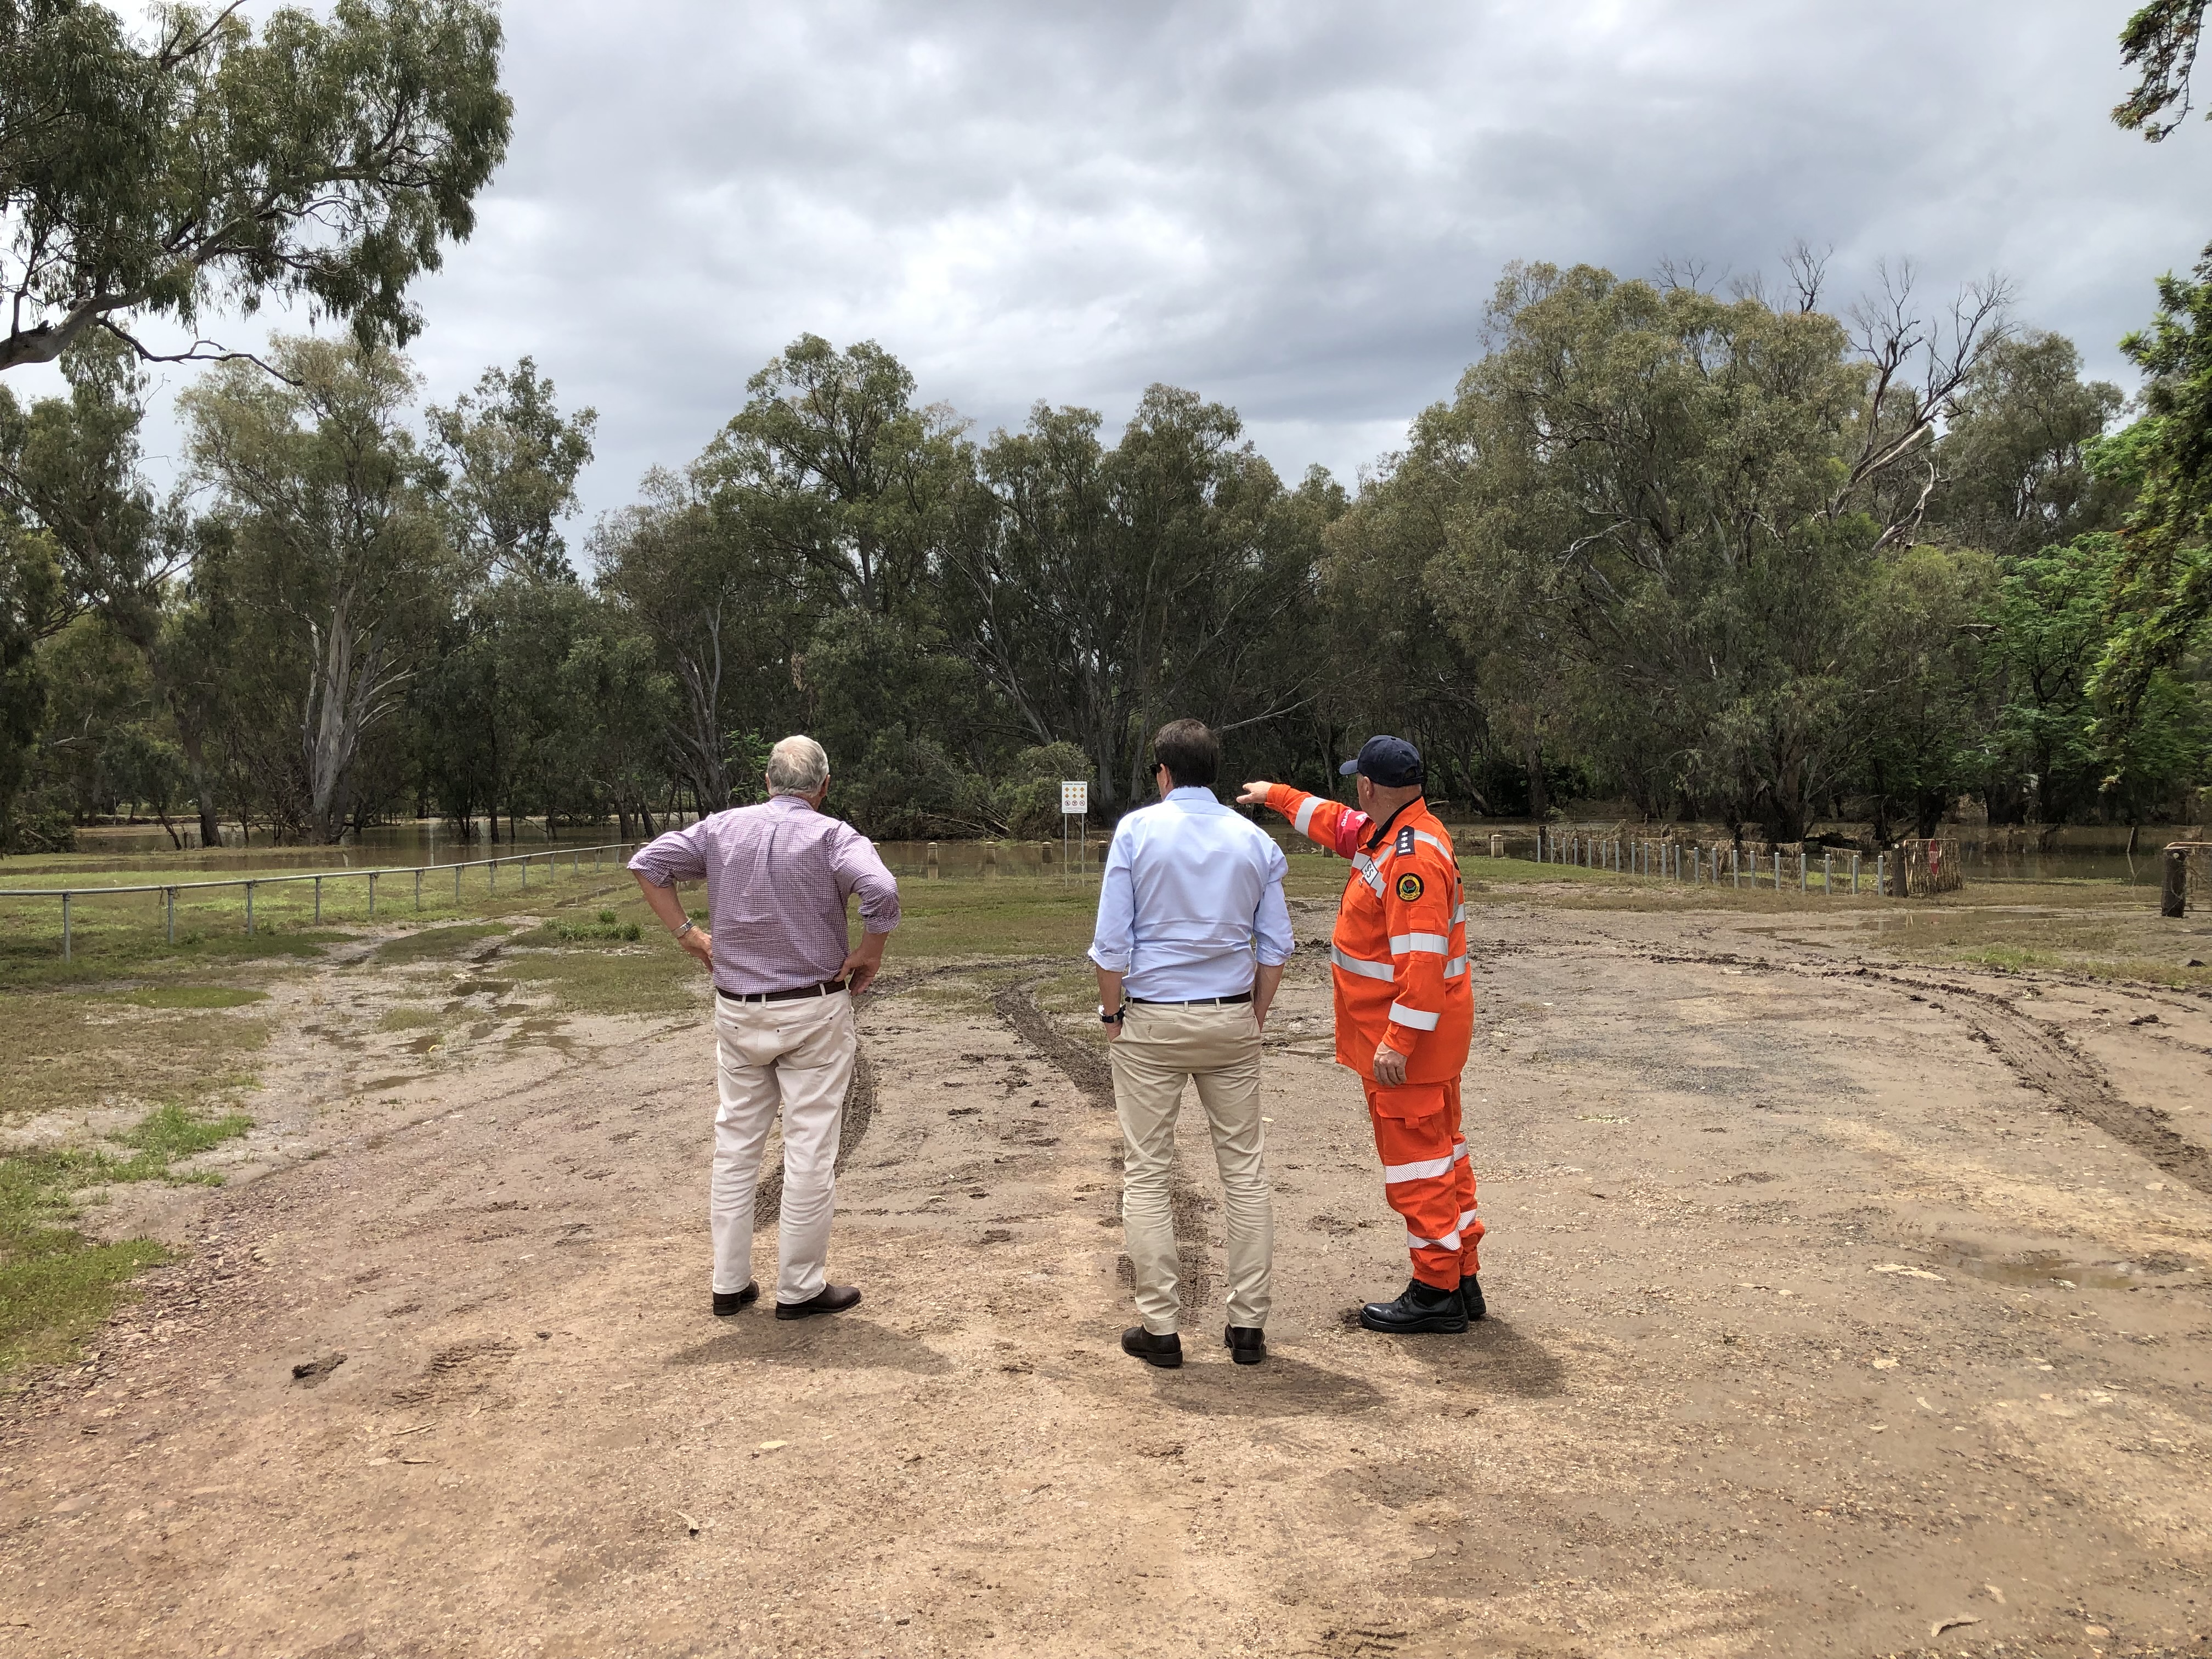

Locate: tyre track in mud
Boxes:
[747,960,1064,1227]
[989,978,1217,1319]
[1615,945,2212,1194]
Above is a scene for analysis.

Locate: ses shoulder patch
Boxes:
[1395,871,1424,902]
[1394,825,1415,857]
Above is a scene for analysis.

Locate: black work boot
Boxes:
[1358,1278,1470,1334]
[1459,1274,1487,1322]
[1224,1326,1267,1365]
[1121,1327,1183,1368]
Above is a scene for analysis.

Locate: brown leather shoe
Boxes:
[712,1280,759,1316]
[1121,1327,1183,1368]
[775,1284,862,1320]
[1224,1325,1266,1365]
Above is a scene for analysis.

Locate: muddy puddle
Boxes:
[1919,1238,2199,1290]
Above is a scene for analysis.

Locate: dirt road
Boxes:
[3,899,2210,1657]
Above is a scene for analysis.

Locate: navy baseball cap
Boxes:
[1339,735,1425,788]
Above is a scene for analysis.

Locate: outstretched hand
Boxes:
[1235,780,1274,807]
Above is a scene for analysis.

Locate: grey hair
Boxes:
[765,735,830,797]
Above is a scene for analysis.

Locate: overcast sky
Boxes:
[86,1,2212,545]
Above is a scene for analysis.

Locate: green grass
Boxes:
[0,1098,253,1378]
[0,859,637,992]
[375,1006,445,1032]
[891,878,1102,959]
[546,908,643,943]
[108,985,269,1009]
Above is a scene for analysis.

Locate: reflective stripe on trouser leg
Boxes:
[1446,1084,1483,1277]
[1366,1082,1469,1289]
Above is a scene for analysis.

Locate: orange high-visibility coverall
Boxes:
[1261,785,1481,1289]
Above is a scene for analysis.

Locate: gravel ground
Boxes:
[2,899,2209,1658]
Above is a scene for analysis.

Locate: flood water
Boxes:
[9,814,2200,887]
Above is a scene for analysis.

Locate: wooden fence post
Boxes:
[2165,846,2190,918]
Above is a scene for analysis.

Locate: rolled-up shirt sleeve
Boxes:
[628,821,709,886]
[1087,825,1137,973]
[1253,839,1294,966]
[833,826,902,933]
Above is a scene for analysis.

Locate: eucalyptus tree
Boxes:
[410,358,597,836]
[1927,332,2125,564]
[698,335,966,620]
[0,521,57,838]
[591,469,807,812]
[0,0,509,375]
[1408,261,2008,842]
[181,335,448,842]
[947,388,1318,809]
[0,340,236,841]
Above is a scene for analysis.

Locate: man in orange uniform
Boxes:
[1238,736,1483,1334]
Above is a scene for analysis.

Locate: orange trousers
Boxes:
[1363,1078,1483,1289]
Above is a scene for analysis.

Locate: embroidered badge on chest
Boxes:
[1394,825,1414,857]
[1396,871,1424,902]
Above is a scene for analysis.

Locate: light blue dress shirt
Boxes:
[1087,786,1295,1000]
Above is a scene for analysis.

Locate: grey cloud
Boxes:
[92,3,2212,535]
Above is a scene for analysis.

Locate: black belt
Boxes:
[1127,992,1252,1006]
[717,979,849,1003]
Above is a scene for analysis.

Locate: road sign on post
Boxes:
[1060,782,1089,880]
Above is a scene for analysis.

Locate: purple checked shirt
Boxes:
[628,795,901,995]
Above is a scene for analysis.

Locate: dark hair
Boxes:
[1152,719,1220,789]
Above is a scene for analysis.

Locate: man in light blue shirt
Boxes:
[1090,718,1294,1369]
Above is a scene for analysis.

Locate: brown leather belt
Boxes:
[717,979,849,1003]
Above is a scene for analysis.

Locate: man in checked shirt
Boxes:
[630,735,900,1321]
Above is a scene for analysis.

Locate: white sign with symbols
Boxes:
[1060,781,1088,816]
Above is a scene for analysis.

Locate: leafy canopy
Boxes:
[0,0,510,374]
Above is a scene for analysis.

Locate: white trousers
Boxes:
[710,990,856,1303]
[1109,1001,1274,1334]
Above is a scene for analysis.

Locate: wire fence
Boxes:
[1526,828,1911,896]
[0,841,645,962]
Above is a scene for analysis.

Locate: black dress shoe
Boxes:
[712,1280,759,1317]
[1224,1326,1266,1365]
[1358,1278,1470,1334]
[775,1284,862,1320]
[1460,1274,1487,1322]
[1121,1327,1183,1368]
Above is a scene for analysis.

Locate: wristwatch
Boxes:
[1098,1002,1123,1025]
[674,919,695,938]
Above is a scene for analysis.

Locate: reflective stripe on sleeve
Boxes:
[1387,1002,1441,1030]
[1293,797,1319,836]
[1407,1228,1463,1251]
[1451,904,1466,924]
[1389,932,1450,955]
[1443,956,1468,978]
[1413,830,1449,856]
[1329,946,1396,982]
[1381,1153,1457,1183]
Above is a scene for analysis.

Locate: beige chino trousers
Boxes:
[711,990,855,1303]
[1110,1001,1274,1335]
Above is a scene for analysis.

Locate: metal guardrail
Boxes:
[1,840,644,961]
